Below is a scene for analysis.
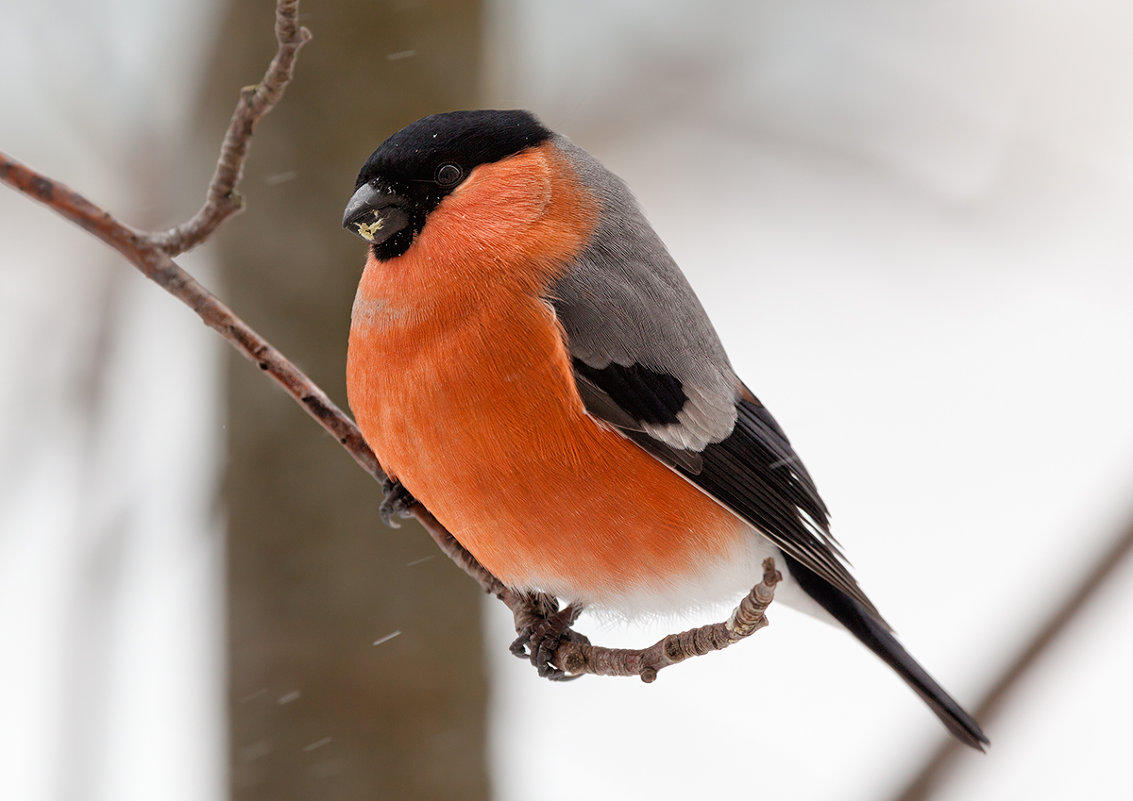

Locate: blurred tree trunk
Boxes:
[203,3,489,799]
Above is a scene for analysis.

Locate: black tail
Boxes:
[787,556,989,750]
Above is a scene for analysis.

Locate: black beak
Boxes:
[342,181,411,245]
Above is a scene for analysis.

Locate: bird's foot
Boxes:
[379,478,417,528]
[510,593,589,681]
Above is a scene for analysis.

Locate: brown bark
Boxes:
[201,2,490,799]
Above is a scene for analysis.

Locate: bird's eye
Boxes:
[435,163,463,186]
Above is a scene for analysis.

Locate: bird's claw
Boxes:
[510,595,589,681]
[379,478,417,528]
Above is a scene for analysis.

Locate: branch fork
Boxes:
[0,0,782,683]
[147,0,311,256]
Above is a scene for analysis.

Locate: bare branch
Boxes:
[557,559,782,681]
[0,0,783,686]
[147,0,312,255]
[0,142,547,662]
[0,152,379,485]
[415,507,782,681]
[890,516,1133,801]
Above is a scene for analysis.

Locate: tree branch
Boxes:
[557,559,781,682]
[147,0,312,255]
[890,514,1133,801]
[411,500,783,680]
[0,151,380,483]
[0,0,782,683]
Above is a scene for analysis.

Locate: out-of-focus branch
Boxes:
[147,0,311,255]
[0,0,782,686]
[891,515,1133,801]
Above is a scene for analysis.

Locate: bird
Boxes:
[342,109,988,750]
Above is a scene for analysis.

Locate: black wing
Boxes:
[571,358,886,624]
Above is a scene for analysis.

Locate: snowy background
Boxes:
[3,1,1133,799]
[1,2,225,801]
[484,4,1133,799]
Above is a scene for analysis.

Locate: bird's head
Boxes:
[343,109,555,262]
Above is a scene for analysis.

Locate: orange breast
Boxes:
[346,144,750,609]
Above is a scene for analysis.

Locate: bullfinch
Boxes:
[342,109,988,750]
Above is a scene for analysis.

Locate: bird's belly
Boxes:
[347,298,771,614]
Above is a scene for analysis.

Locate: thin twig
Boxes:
[0,0,782,683]
[412,505,511,598]
[0,148,544,650]
[558,559,782,682]
[0,152,380,484]
[147,0,312,255]
[416,504,782,679]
